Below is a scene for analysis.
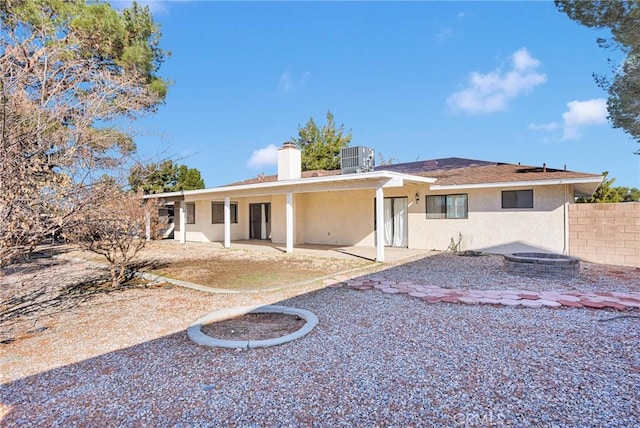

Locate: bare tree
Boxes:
[0,1,168,269]
[63,187,163,287]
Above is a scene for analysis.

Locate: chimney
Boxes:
[542,163,547,173]
[277,142,301,180]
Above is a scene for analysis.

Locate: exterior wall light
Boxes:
[415,192,420,203]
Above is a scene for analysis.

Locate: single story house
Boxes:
[145,143,603,262]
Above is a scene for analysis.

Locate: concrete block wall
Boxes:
[568,202,639,267]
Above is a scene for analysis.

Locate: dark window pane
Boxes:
[186,203,196,224]
[212,202,238,224]
[502,191,517,209]
[426,195,446,218]
[502,190,533,209]
[518,190,533,208]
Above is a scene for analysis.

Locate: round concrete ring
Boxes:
[187,305,318,349]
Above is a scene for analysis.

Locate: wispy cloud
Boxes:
[528,98,608,140]
[247,144,278,169]
[433,27,453,44]
[447,47,547,114]
[278,70,311,93]
[528,122,559,132]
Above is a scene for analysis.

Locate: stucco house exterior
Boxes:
[146,143,603,262]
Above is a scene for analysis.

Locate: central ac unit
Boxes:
[341,146,375,174]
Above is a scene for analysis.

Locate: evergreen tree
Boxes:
[128,160,204,193]
[577,171,640,202]
[292,111,352,171]
[557,1,640,154]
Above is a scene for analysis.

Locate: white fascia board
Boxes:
[429,176,604,191]
[142,191,184,200]
[144,171,436,199]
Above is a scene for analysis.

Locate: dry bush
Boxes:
[63,188,164,287]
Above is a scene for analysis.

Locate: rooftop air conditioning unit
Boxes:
[341,146,375,174]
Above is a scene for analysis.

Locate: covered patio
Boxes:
[146,170,435,263]
[162,239,433,264]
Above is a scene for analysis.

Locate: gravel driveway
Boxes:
[1,251,638,426]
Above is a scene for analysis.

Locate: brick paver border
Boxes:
[324,277,640,311]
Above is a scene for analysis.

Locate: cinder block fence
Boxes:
[568,202,639,267]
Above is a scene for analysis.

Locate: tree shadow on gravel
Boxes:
[0,258,168,344]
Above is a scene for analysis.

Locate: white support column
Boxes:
[145,212,151,241]
[224,196,231,249]
[375,186,385,262]
[286,192,293,253]
[563,184,569,255]
[179,201,186,244]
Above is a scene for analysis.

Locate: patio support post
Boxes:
[179,201,186,244]
[375,185,385,262]
[563,184,569,255]
[286,192,293,253]
[224,196,231,249]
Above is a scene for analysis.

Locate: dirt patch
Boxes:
[200,312,306,341]
[134,245,370,290]
[59,241,373,290]
[153,256,365,290]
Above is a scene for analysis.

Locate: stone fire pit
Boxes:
[504,252,580,279]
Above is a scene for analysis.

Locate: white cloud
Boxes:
[278,70,311,93]
[447,47,547,114]
[528,122,559,132]
[247,144,278,169]
[527,98,608,140]
[561,98,608,140]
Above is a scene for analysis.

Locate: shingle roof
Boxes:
[376,157,601,186]
[224,169,341,187]
[225,157,600,188]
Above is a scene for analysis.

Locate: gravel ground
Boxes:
[369,252,640,293]
[1,251,639,426]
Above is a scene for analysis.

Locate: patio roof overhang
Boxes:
[143,171,437,201]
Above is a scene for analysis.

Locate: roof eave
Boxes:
[143,171,436,199]
[429,176,604,191]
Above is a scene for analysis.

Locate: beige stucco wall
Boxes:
[292,190,377,246]
[408,185,568,253]
[182,199,242,243]
[172,184,571,254]
[180,196,277,243]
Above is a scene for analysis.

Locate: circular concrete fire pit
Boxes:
[504,252,580,279]
[187,305,318,350]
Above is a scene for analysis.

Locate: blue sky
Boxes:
[117,1,639,188]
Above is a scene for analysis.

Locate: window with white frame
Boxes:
[186,202,196,224]
[502,190,533,209]
[426,194,468,219]
[212,202,238,224]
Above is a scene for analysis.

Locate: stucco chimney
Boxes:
[277,142,301,180]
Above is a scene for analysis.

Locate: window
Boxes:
[212,202,238,224]
[186,202,196,224]
[426,194,468,219]
[502,190,533,209]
